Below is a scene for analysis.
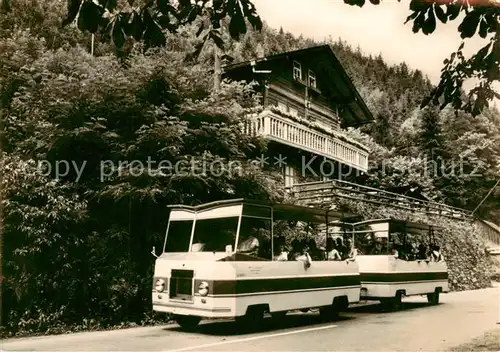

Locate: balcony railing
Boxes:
[244,110,369,172]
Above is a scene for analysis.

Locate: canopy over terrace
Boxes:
[352,218,443,235]
[167,198,360,224]
[326,218,444,249]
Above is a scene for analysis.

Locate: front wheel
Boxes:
[427,292,440,305]
[174,315,201,331]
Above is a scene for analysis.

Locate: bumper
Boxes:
[153,303,233,318]
[152,292,234,318]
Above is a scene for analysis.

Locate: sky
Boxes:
[252,0,499,105]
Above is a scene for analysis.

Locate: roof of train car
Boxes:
[167,198,360,223]
[328,218,443,234]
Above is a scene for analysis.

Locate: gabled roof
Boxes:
[222,45,374,128]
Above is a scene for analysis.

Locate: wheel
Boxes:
[174,315,201,331]
[392,292,403,310]
[300,308,310,313]
[235,307,265,332]
[380,292,403,312]
[319,306,339,321]
[427,291,440,305]
[379,298,392,311]
[270,311,287,322]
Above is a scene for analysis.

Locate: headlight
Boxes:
[155,279,166,292]
[198,281,209,296]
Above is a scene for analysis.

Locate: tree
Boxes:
[28,0,497,117]
[419,105,444,163]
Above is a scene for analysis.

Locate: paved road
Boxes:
[2,288,499,352]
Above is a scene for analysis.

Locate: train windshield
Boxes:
[164,219,194,253]
[190,216,239,252]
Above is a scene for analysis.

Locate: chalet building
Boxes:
[222,45,374,188]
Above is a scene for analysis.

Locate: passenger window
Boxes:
[165,220,193,253]
[191,217,238,252]
[237,217,272,260]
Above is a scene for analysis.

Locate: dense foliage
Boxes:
[52,0,500,115]
[1,0,499,338]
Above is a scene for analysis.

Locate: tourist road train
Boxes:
[151,199,448,330]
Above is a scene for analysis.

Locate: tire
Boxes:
[392,292,403,311]
[174,315,201,331]
[380,292,403,312]
[235,307,265,332]
[270,311,287,322]
[427,291,440,305]
[319,306,339,321]
[300,308,310,313]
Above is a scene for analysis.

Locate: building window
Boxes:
[284,166,295,187]
[308,70,317,88]
[293,61,302,81]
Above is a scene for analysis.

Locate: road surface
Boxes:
[2,288,499,351]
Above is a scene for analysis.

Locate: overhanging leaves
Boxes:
[63,0,262,50]
[342,0,500,116]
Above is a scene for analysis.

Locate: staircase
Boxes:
[474,219,500,254]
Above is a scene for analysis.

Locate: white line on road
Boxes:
[163,324,338,352]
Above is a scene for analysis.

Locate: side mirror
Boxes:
[151,246,158,258]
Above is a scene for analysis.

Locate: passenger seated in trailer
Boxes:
[335,237,348,259]
[307,238,324,261]
[416,243,428,260]
[409,242,419,260]
[289,239,301,261]
[391,243,400,259]
[400,242,415,261]
[345,238,357,261]
[360,232,375,255]
[430,245,444,262]
[326,237,342,261]
[273,236,289,261]
[370,238,386,255]
[294,240,312,268]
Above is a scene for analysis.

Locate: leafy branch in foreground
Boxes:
[60,0,261,49]
[345,0,499,116]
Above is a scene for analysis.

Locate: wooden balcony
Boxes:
[244,109,370,172]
